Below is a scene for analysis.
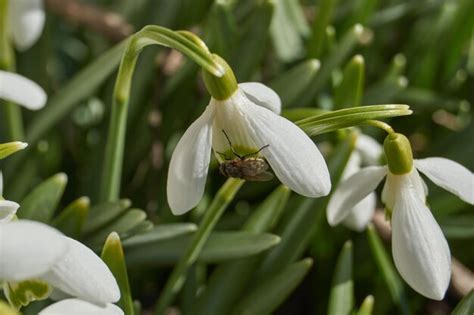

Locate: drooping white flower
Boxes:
[0,70,47,110]
[331,133,382,231]
[38,298,124,315]
[0,220,120,306]
[327,133,474,300]
[8,0,45,51]
[167,82,331,215]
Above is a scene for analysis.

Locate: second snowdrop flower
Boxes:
[328,132,473,300]
[0,70,47,110]
[167,55,331,215]
[0,220,120,309]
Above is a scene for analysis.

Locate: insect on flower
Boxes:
[217,130,273,181]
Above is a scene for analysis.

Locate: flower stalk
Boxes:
[99,25,225,202]
[155,178,244,314]
[0,0,25,141]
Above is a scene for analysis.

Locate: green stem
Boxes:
[154,178,244,315]
[99,26,224,202]
[0,0,25,141]
[363,119,395,135]
[99,38,140,202]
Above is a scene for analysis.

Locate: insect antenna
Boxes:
[221,129,242,158]
[241,144,270,158]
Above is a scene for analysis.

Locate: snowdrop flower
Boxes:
[0,220,120,309]
[167,56,331,214]
[327,132,474,300]
[8,0,45,51]
[0,70,47,110]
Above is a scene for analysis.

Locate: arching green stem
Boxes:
[99,26,225,202]
[363,119,396,136]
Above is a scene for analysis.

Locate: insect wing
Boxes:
[245,171,274,182]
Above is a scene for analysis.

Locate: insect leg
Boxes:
[215,151,228,160]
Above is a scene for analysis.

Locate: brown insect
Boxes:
[217,130,273,181]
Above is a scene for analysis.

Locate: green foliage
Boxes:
[1,0,473,314]
[327,241,354,315]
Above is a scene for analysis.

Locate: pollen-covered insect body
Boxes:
[217,130,274,181]
[219,157,273,181]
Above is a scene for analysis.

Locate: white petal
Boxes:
[341,151,362,181]
[0,70,47,110]
[39,299,124,315]
[239,82,281,114]
[327,166,387,226]
[0,220,67,281]
[8,0,45,51]
[242,101,331,197]
[41,237,120,305]
[342,192,376,232]
[356,134,382,166]
[0,171,3,195]
[391,175,451,300]
[167,106,214,215]
[382,168,426,211]
[0,200,19,222]
[415,158,474,204]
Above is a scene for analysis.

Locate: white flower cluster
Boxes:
[167,79,474,302]
[1,3,122,313]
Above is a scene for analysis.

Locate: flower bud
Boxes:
[202,54,238,100]
[383,133,413,174]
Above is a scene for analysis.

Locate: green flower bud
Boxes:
[202,54,238,101]
[383,133,413,175]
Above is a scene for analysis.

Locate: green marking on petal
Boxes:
[4,279,52,310]
[0,301,19,315]
[214,145,265,162]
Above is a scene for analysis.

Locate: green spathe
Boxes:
[202,54,238,101]
[383,133,413,175]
